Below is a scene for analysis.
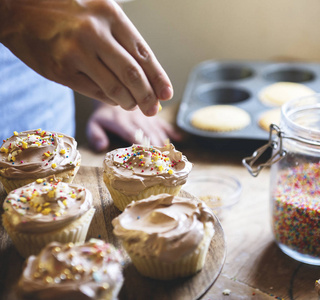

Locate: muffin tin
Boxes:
[177,61,320,141]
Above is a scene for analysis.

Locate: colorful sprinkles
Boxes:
[272,162,320,257]
[0,129,66,168]
[4,179,86,219]
[27,239,123,289]
[114,145,180,175]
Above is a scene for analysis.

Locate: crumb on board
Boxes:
[222,289,231,295]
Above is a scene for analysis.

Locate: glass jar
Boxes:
[243,94,320,265]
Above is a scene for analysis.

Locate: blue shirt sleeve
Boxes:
[0,43,75,142]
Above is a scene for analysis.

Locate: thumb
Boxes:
[86,118,110,152]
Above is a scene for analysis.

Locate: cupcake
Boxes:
[2,177,95,258]
[16,239,124,300]
[103,143,193,211]
[112,193,215,280]
[190,105,251,132]
[258,82,315,107]
[0,129,81,193]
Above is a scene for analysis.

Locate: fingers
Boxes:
[137,118,182,147]
[110,9,173,101]
[61,3,171,116]
[86,105,182,152]
[49,1,173,117]
[61,37,136,110]
[48,40,123,106]
[86,118,110,152]
[95,32,160,116]
[97,114,137,145]
[62,72,118,106]
[154,118,183,142]
[5,0,173,117]
[89,4,172,116]
[134,118,168,147]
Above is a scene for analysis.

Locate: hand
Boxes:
[86,103,182,151]
[0,0,173,116]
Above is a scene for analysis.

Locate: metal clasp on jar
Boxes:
[242,124,287,177]
[243,123,320,177]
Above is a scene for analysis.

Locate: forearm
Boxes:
[0,0,13,43]
[0,0,40,47]
[0,0,172,116]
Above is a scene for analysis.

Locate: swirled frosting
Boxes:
[103,143,193,195]
[0,129,81,179]
[17,239,124,300]
[3,177,93,233]
[112,193,215,263]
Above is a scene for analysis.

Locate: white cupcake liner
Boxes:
[0,160,81,194]
[123,222,214,280]
[103,173,182,211]
[2,207,95,258]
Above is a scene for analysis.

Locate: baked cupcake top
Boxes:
[103,143,193,195]
[258,82,315,107]
[0,129,80,179]
[17,239,124,300]
[3,177,93,233]
[112,193,214,263]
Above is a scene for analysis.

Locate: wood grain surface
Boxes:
[181,160,320,300]
[74,103,320,300]
[0,166,226,300]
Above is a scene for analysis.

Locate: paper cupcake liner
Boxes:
[103,174,182,211]
[123,222,214,280]
[0,161,81,194]
[2,207,95,258]
[0,176,40,194]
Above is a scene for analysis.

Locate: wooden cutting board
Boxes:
[0,166,226,300]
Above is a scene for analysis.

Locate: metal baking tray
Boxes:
[177,60,320,141]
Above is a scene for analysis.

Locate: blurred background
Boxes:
[75,0,320,146]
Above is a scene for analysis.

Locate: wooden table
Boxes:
[180,138,320,300]
[1,133,320,299]
[0,165,226,300]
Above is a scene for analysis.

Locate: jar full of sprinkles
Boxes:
[243,94,320,265]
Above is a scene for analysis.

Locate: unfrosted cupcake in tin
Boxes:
[16,239,124,300]
[190,105,251,132]
[258,82,315,107]
[0,129,81,193]
[103,143,193,211]
[112,193,215,280]
[2,177,95,258]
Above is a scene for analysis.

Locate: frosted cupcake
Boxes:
[112,193,215,280]
[103,143,193,211]
[0,129,81,193]
[16,239,124,300]
[2,177,95,258]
